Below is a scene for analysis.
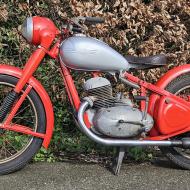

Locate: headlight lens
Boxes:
[21,17,33,43]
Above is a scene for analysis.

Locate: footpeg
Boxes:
[112,147,125,175]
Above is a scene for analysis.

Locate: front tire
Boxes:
[160,74,190,170]
[0,74,46,175]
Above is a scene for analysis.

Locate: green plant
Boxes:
[0,0,189,163]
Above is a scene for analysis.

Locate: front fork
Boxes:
[0,47,46,123]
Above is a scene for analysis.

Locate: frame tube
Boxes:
[14,47,46,93]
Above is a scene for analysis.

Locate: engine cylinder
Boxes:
[84,77,115,108]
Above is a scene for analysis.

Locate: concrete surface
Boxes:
[0,159,190,190]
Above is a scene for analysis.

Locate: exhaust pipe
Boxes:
[77,100,185,147]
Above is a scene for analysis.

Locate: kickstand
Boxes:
[112,147,125,175]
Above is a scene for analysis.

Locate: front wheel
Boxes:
[0,74,46,175]
[160,74,190,170]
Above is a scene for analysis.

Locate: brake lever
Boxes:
[69,17,88,31]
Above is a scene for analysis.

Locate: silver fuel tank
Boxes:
[59,36,129,72]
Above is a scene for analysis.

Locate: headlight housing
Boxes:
[21,17,33,43]
[21,16,59,47]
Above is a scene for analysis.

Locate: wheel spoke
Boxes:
[13,117,34,125]
[0,81,38,164]
[14,104,30,117]
[4,139,18,153]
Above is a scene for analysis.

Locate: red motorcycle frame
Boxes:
[1,16,190,149]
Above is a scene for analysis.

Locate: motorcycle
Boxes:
[0,16,190,175]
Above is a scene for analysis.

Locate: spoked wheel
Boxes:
[0,74,46,175]
[160,74,190,170]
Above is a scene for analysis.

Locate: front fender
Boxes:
[0,64,54,149]
[149,64,190,136]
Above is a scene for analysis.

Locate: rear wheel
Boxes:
[0,74,46,175]
[160,74,190,169]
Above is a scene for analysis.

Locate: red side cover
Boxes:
[154,96,190,134]
[149,64,190,137]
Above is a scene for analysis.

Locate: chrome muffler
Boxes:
[77,100,187,147]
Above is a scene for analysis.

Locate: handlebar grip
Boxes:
[85,17,105,24]
[72,26,82,33]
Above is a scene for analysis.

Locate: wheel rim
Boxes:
[173,85,190,159]
[0,82,38,163]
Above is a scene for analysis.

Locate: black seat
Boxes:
[126,54,167,70]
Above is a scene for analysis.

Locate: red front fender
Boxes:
[149,64,190,136]
[0,64,54,149]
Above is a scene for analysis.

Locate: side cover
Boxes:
[154,96,190,134]
[0,65,54,148]
[149,64,190,136]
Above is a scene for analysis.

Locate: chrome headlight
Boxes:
[21,17,33,43]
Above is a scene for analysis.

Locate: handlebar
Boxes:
[85,17,105,24]
[72,26,82,33]
[63,16,105,34]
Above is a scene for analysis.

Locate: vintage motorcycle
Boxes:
[0,16,190,175]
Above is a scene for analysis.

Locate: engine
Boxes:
[83,77,154,138]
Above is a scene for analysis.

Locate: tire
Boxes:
[159,74,190,170]
[0,74,46,175]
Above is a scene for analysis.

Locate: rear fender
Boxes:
[149,64,190,136]
[0,64,54,149]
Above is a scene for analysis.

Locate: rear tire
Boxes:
[160,74,190,170]
[0,74,46,175]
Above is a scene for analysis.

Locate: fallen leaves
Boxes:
[0,4,8,22]
[1,0,190,82]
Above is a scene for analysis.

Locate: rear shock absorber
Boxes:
[0,91,19,123]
